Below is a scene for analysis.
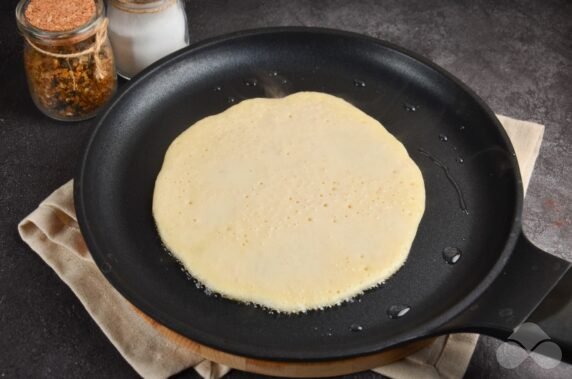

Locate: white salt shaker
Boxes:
[107,0,189,79]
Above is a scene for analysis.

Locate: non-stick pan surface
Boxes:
[76,28,523,361]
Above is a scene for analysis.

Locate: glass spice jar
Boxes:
[15,0,117,121]
[107,0,189,79]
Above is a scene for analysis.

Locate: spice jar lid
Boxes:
[113,0,172,4]
[15,0,105,44]
[110,0,177,13]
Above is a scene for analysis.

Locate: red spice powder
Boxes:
[25,0,96,32]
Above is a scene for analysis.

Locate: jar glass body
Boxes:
[108,0,189,79]
[16,0,117,121]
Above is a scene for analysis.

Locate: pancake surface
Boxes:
[153,92,425,312]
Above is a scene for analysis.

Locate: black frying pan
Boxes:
[75,28,572,363]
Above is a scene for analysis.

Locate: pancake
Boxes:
[153,92,425,312]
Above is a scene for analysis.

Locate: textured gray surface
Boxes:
[0,0,571,378]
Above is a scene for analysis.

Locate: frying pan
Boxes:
[75,28,572,363]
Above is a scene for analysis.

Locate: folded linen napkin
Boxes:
[18,114,544,379]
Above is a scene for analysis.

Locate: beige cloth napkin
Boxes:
[18,115,544,379]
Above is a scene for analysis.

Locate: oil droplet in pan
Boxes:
[387,304,411,319]
[403,104,417,112]
[243,79,258,87]
[443,247,462,264]
[418,148,469,214]
[353,79,366,88]
[350,324,364,332]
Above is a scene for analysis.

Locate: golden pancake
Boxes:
[153,92,425,312]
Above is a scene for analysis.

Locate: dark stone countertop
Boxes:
[1,0,571,378]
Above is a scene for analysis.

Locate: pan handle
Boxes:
[440,232,572,363]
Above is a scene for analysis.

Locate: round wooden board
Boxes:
[136,308,435,377]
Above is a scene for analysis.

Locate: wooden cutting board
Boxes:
[136,308,435,377]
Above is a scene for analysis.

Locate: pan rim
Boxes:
[75,26,524,361]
